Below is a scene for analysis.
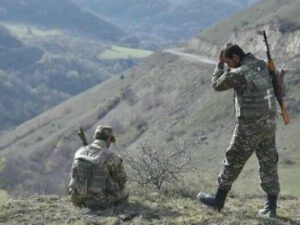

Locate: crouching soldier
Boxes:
[69,125,129,210]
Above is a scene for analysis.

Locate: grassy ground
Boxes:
[0,193,299,225]
[98,45,153,60]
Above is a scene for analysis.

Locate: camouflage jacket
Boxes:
[70,140,126,198]
[212,53,277,119]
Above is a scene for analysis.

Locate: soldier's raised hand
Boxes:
[219,50,225,63]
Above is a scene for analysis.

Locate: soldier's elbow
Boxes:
[211,82,218,90]
[213,85,226,91]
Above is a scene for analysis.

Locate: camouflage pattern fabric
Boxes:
[217,115,279,195]
[212,53,280,196]
[212,53,277,119]
[69,140,128,209]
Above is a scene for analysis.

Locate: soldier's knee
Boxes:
[70,191,84,207]
[261,181,280,196]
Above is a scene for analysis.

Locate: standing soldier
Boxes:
[69,125,129,210]
[197,44,280,218]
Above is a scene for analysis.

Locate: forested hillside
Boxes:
[0,0,152,131]
[0,25,117,131]
[0,0,259,132]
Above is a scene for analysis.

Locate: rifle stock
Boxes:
[280,104,290,125]
[263,30,290,125]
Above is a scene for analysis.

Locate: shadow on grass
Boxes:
[86,200,182,222]
[276,216,300,225]
[243,214,300,225]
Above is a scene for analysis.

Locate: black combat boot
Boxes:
[258,194,277,218]
[197,188,228,212]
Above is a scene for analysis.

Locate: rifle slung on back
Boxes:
[78,126,88,146]
[263,30,290,125]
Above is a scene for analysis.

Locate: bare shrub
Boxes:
[281,158,295,166]
[124,138,191,191]
[121,87,138,105]
[279,20,300,33]
[129,115,148,134]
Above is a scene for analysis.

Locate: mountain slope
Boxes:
[0,0,150,131]
[0,0,125,41]
[71,0,257,48]
[0,52,218,194]
[0,24,113,132]
[0,25,45,130]
[188,0,300,52]
[0,0,300,200]
[0,25,43,70]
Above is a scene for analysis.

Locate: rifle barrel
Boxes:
[263,30,290,125]
[78,127,88,146]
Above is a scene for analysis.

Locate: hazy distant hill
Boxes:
[0,25,43,70]
[0,0,155,131]
[0,25,45,129]
[188,0,300,49]
[0,0,125,41]
[0,22,136,131]
[0,24,105,131]
[0,0,299,199]
[71,0,257,48]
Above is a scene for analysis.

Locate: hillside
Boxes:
[0,25,43,70]
[0,25,45,130]
[187,0,300,56]
[0,4,152,132]
[0,0,299,205]
[0,0,125,42]
[0,24,115,132]
[71,0,257,48]
[0,0,261,132]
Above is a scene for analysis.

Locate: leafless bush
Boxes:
[279,20,300,33]
[121,87,138,105]
[124,138,191,191]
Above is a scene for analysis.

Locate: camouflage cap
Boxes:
[94,125,116,143]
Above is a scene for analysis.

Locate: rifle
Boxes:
[262,30,290,125]
[78,126,88,146]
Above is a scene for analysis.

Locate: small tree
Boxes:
[124,138,191,191]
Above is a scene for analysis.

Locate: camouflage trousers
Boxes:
[218,115,280,196]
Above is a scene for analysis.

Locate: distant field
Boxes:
[0,22,62,39]
[98,45,153,60]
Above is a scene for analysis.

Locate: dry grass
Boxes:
[0,193,299,225]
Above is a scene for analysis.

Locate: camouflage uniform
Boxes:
[69,139,128,209]
[212,53,280,196]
